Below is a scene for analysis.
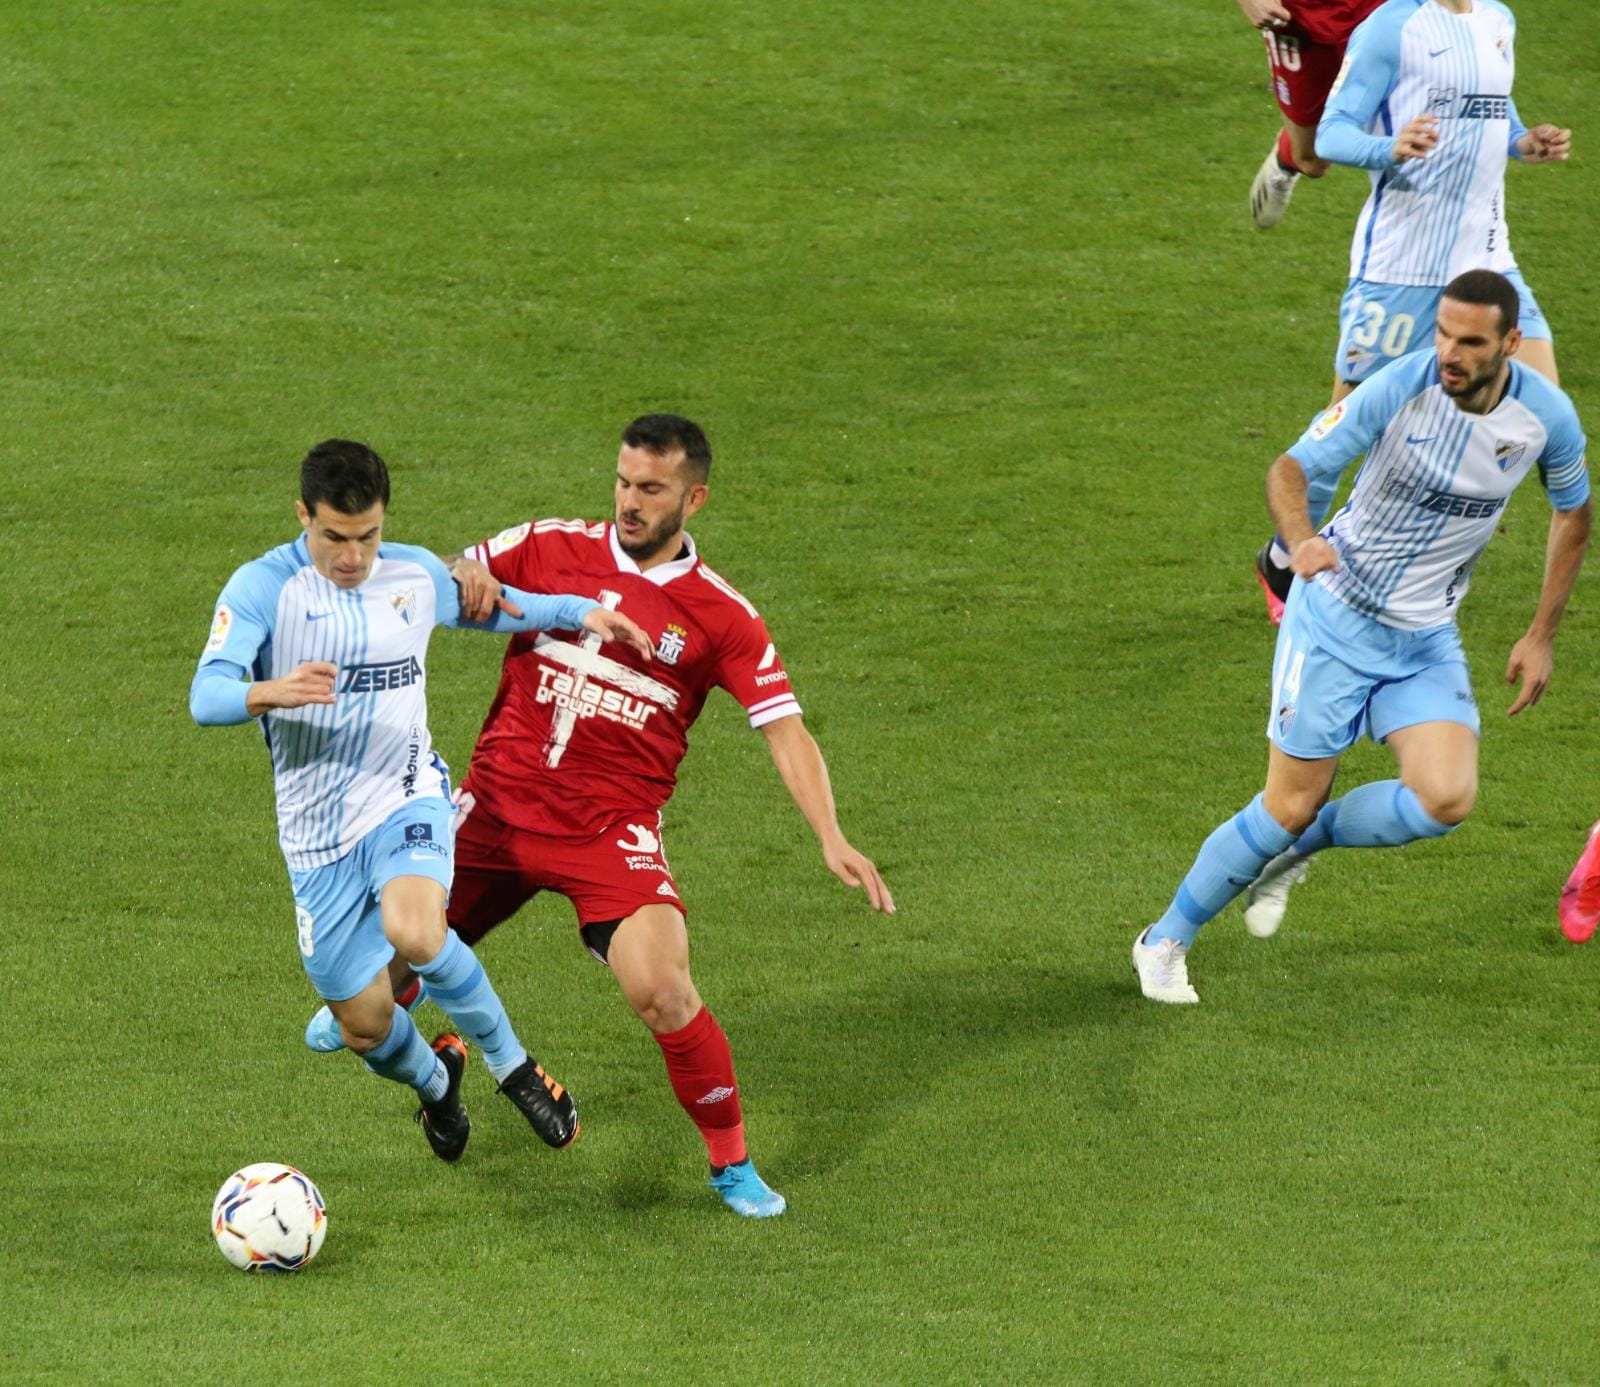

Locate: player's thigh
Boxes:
[446,795,544,946]
[1267,580,1376,761]
[369,795,454,958]
[544,811,691,940]
[1262,26,1345,128]
[607,903,702,1031]
[288,856,395,1004]
[1335,281,1437,384]
[1386,720,1480,823]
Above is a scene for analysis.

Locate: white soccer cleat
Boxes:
[1249,147,1300,229]
[1242,851,1315,938]
[1132,927,1199,1005]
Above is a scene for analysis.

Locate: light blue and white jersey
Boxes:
[1320,0,1527,287]
[193,537,595,870]
[1288,352,1587,630]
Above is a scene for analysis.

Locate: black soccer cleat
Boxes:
[498,1057,581,1149]
[1254,542,1294,604]
[415,1033,471,1163]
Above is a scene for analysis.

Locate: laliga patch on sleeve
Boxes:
[1310,402,1347,441]
[205,605,233,653]
[487,523,531,557]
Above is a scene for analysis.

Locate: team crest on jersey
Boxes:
[205,605,233,653]
[390,588,415,625]
[1310,402,1347,441]
[657,624,687,666]
[487,523,531,557]
[1494,439,1527,472]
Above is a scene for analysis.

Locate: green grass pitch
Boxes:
[5,1,1599,1381]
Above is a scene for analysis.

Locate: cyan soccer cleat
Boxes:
[709,1159,787,1218]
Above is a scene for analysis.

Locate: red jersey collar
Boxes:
[607,524,700,587]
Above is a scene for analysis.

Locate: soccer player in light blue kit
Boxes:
[1254,0,1572,614]
[1136,270,1589,1003]
[191,439,653,1156]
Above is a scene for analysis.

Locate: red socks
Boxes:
[1276,127,1301,175]
[654,1006,747,1167]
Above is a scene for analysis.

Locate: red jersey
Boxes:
[1287,0,1385,46]
[462,519,801,840]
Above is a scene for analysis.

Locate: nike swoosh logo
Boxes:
[1406,435,1436,446]
[1226,875,1256,889]
[1429,46,1451,57]
[306,611,332,622]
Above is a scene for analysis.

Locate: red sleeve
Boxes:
[466,521,540,589]
[711,608,802,728]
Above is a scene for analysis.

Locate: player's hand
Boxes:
[823,839,896,914]
[1517,124,1571,164]
[1288,536,1338,579]
[450,558,521,622]
[583,607,654,660]
[1392,115,1439,163]
[1505,634,1554,715]
[1238,0,1291,29]
[256,661,337,710]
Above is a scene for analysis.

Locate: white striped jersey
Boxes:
[1288,352,1587,630]
[1320,0,1527,286]
[195,538,594,869]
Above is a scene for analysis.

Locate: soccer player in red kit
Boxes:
[447,414,895,1217]
[1241,0,1385,228]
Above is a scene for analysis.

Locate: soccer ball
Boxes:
[210,1162,327,1272]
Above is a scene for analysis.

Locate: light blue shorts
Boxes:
[1335,267,1551,384]
[1267,578,1480,760]
[287,796,455,1002]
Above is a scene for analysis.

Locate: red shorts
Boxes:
[447,795,686,946]
[1261,24,1347,127]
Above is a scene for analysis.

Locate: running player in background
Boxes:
[1241,0,1385,229]
[1135,271,1589,1004]
[303,414,894,1217]
[192,439,650,1160]
[1254,0,1572,620]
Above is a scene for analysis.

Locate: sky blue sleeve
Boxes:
[1286,355,1424,483]
[461,584,600,635]
[190,661,253,725]
[1536,394,1590,512]
[1505,95,1527,159]
[1316,7,1404,170]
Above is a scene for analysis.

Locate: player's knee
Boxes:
[387,914,448,966]
[1415,779,1476,828]
[1262,791,1323,837]
[1298,153,1331,178]
[339,1017,389,1054]
[628,973,700,1034]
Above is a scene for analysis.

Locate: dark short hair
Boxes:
[300,439,391,515]
[1442,268,1520,335]
[622,414,712,483]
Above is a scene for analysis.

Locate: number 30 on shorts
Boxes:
[1349,297,1416,359]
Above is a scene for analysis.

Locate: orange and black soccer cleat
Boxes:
[415,1033,471,1162]
[498,1058,580,1149]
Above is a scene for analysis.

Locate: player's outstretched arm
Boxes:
[445,555,519,623]
[761,714,895,914]
[1506,500,1591,715]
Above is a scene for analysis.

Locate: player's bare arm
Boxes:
[1505,499,1591,716]
[1516,124,1572,165]
[447,554,652,657]
[1392,115,1440,163]
[1236,0,1290,29]
[245,661,337,715]
[760,714,895,914]
[1266,455,1339,578]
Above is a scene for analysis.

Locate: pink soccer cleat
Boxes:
[1254,544,1289,627]
[1559,821,1600,943]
